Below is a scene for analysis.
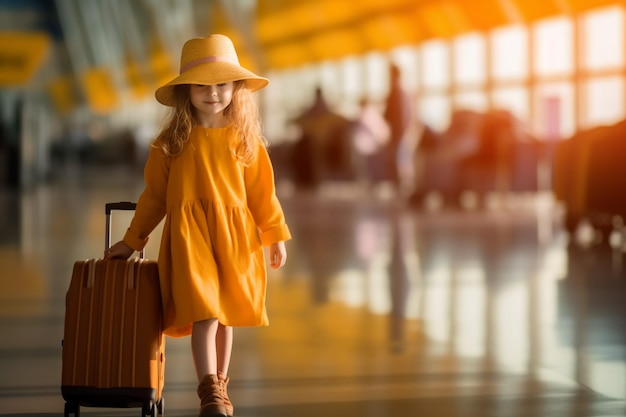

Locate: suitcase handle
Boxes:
[105,201,137,214]
[105,201,144,257]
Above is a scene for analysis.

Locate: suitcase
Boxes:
[61,202,165,417]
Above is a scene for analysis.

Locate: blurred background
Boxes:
[2,0,626,234]
[3,1,626,416]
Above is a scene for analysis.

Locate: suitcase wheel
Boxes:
[64,401,80,417]
[158,398,164,416]
[143,398,164,417]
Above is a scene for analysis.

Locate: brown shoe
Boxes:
[197,374,227,417]
[217,372,234,417]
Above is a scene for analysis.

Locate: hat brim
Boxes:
[155,62,269,106]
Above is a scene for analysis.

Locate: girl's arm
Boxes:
[244,144,291,245]
[105,144,170,258]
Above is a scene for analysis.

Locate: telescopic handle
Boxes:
[105,201,137,215]
[105,201,143,258]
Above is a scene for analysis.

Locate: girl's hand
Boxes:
[269,241,287,269]
[104,240,135,260]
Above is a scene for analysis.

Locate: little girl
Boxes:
[105,34,291,417]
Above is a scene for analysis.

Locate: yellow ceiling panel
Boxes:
[317,1,361,28]
[413,6,442,38]
[81,67,119,114]
[414,3,466,39]
[256,0,294,16]
[258,0,375,66]
[359,13,423,50]
[255,0,430,46]
[256,1,333,45]
[438,1,476,34]
[0,32,50,86]
[239,51,262,74]
[452,0,514,30]
[352,0,427,14]
[264,41,315,69]
[125,59,151,100]
[566,0,624,12]
[209,1,229,34]
[255,8,295,44]
[288,3,327,33]
[508,0,565,21]
[307,28,366,61]
[149,44,177,88]
[48,75,78,114]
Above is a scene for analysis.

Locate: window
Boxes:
[338,56,363,116]
[363,51,389,102]
[490,25,528,81]
[579,6,626,127]
[421,40,451,131]
[581,6,624,71]
[421,40,450,90]
[533,17,573,77]
[453,32,486,86]
[583,76,625,127]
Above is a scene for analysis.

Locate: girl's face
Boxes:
[190,82,234,124]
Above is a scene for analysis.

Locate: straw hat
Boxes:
[155,34,268,106]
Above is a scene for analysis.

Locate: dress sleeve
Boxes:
[244,143,292,246]
[123,144,170,250]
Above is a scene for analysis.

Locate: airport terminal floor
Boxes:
[1,163,626,417]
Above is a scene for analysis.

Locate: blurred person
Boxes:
[105,34,292,417]
[292,87,352,187]
[383,64,415,193]
[351,98,390,187]
[459,110,516,199]
[290,87,329,189]
[0,117,7,185]
[1,100,22,188]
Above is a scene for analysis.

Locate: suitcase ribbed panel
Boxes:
[131,260,139,387]
[116,260,128,387]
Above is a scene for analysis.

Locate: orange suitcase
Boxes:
[61,202,165,417]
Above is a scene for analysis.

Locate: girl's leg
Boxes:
[216,324,233,375]
[192,318,219,382]
[193,319,229,416]
[216,324,234,416]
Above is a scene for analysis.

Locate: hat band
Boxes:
[180,56,239,74]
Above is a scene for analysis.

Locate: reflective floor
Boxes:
[1,164,626,416]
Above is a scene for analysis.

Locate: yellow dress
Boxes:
[123,126,291,337]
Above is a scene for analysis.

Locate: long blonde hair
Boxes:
[155,81,267,166]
